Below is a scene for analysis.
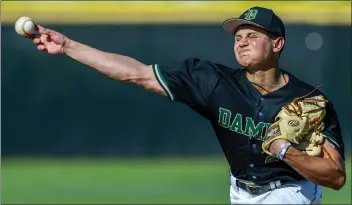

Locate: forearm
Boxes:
[283,147,345,190]
[63,39,146,81]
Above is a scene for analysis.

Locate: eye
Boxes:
[249,34,258,38]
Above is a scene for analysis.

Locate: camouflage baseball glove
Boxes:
[262,94,328,157]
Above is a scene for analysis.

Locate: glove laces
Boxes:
[284,84,329,120]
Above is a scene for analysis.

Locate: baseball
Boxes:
[15,16,36,36]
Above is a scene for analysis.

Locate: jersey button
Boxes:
[249,164,254,167]
[258,111,263,117]
[260,97,265,102]
[252,176,257,180]
[252,144,257,149]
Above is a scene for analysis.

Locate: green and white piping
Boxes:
[154,64,174,101]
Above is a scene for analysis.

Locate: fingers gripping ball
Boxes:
[15,16,36,36]
[262,95,328,156]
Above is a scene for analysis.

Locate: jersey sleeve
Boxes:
[322,101,345,160]
[152,58,219,118]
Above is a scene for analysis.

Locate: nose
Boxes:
[238,38,249,48]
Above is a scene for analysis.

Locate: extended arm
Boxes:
[31,25,166,95]
[64,39,165,94]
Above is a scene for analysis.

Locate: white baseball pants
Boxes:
[230,175,322,204]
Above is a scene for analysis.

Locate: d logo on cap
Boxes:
[243,9,258,20]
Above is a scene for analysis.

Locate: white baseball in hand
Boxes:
[15,16,36,36]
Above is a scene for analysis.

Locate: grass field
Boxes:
[2,157,351,204]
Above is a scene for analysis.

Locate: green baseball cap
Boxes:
[223,6,286,38]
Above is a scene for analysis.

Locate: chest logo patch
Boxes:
[218,107,281,163]
[218,107,271,141]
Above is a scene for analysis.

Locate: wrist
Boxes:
[62,38,74,55]
[276,142,292,160]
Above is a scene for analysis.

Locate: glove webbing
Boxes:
[285,84,328,118]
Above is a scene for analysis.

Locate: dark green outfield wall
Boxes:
[2,24,351,157]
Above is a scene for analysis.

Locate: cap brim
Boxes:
[222,18,267,34]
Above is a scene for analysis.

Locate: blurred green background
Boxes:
[2,157,351,204]
[1,1,351,204]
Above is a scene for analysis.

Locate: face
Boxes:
[234,25,283,68]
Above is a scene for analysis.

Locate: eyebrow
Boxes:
[235,32,258,37]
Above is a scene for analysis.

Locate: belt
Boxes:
[235,179,282,196]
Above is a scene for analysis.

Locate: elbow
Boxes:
[315,165,346,190]
[327,172,346,190]
[332,174,346,190]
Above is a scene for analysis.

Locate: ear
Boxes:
[273,37,285,53]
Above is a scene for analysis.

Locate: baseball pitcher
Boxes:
[24,6,345,204]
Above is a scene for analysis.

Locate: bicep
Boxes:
[132,65,167,96]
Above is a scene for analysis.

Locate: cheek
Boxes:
[233,43,239,52]
[250,40,260,51]
[234,44,240,57]
[250,40,269,57]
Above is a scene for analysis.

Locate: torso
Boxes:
[207,65,321,185]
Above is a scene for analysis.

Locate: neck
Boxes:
[245,62,288,95]
[246,66,282,86]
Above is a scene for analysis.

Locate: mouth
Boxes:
[239,49,250,55]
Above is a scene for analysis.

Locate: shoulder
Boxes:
[156,57,244,88]
[169,57,243,79]
[182,57,241,71]
[185,58,244,77]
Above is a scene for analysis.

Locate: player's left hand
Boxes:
[268,139,290,155]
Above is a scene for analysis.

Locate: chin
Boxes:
[239,61,253,68]
[238,57,253,66]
